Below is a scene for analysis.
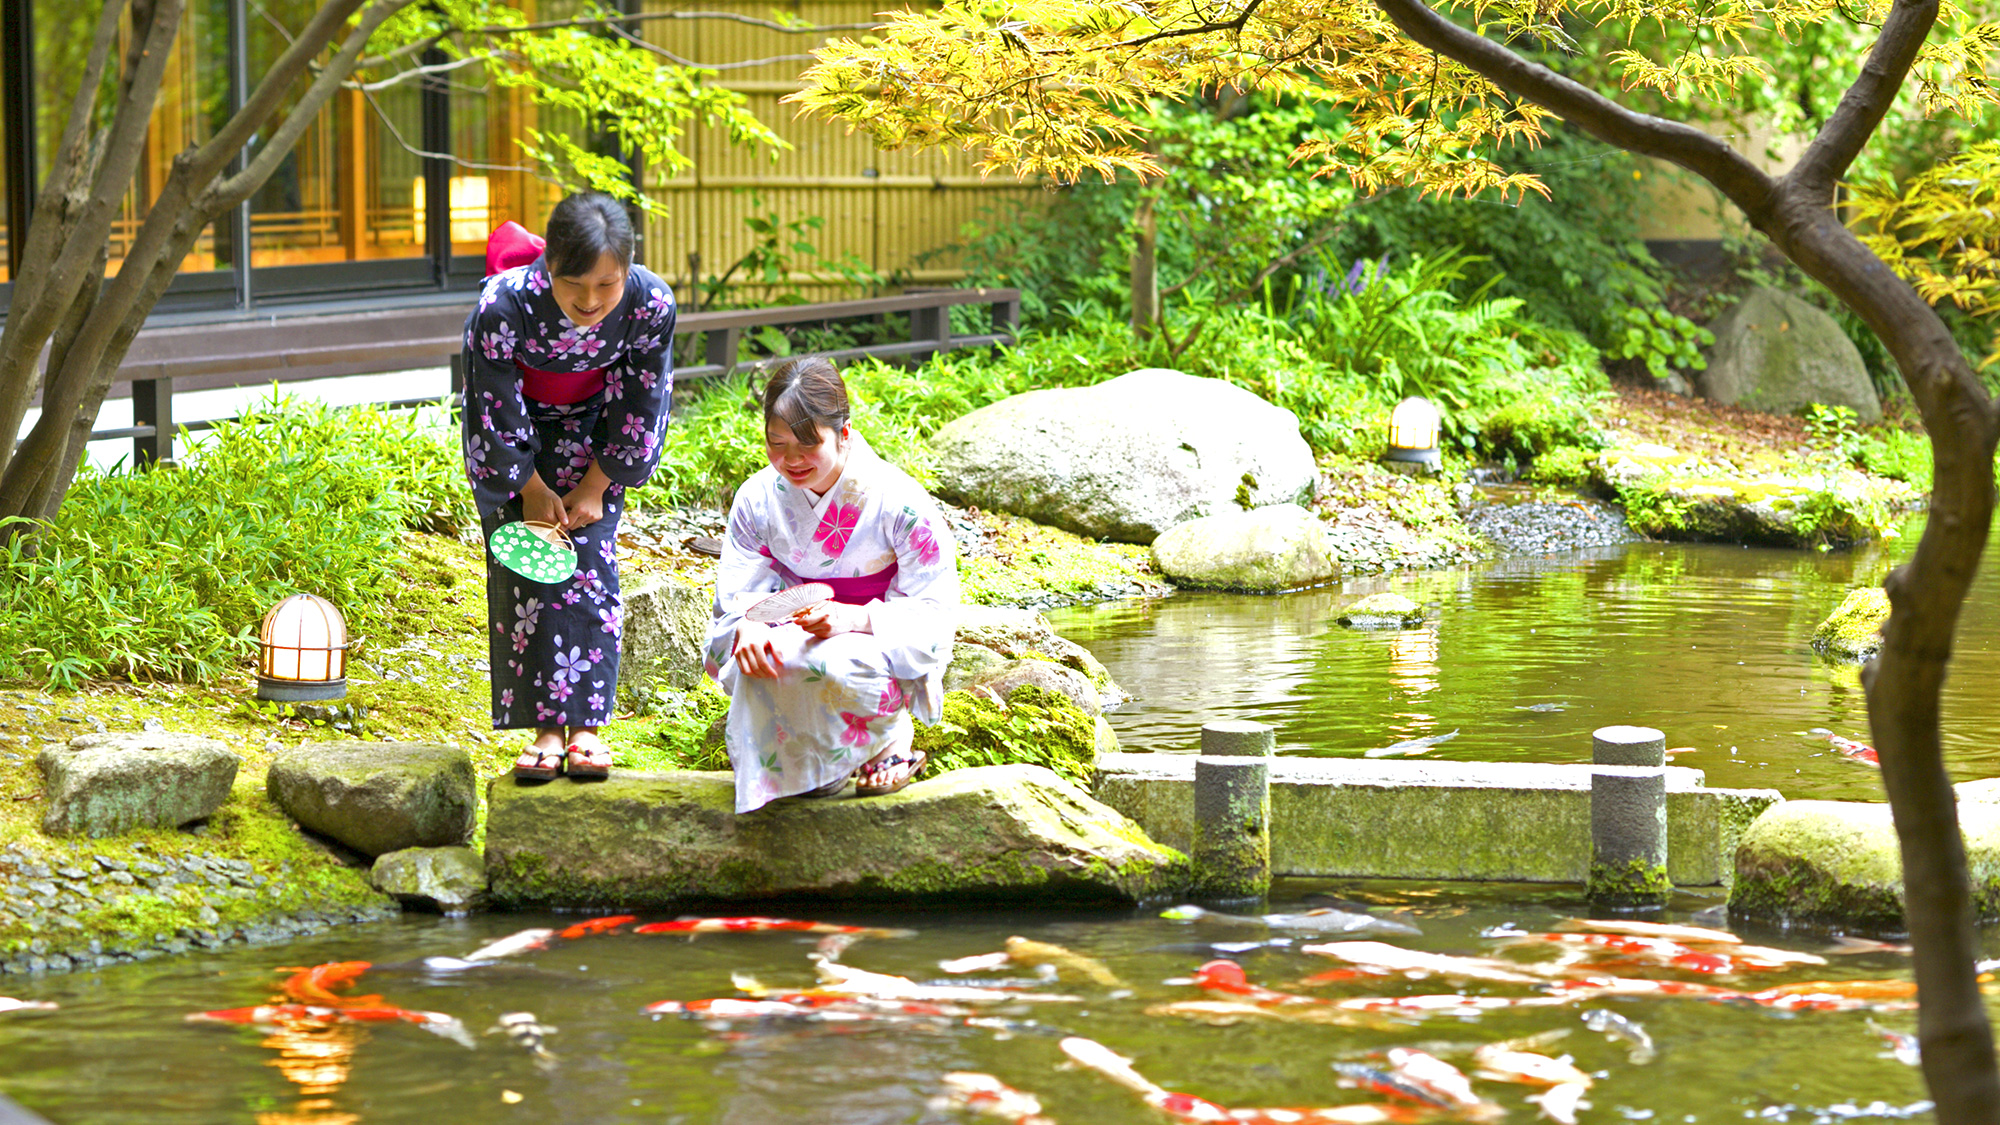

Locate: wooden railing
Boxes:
[76,287,1019,466]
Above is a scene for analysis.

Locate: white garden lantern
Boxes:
[256,594,348,702]
[1382,395,1443,472]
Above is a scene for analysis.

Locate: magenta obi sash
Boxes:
[823,562,899,606]
[516,360,606,405]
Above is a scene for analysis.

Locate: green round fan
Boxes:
[489,520,578,584]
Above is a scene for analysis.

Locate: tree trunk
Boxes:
[1131,192,1159,337]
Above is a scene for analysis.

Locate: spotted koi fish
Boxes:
[1808,728,1879,766]
[1548,918,1742,945]
[1497,932,1824,974]
[185,1003,476,1047]
[275,961,380,1007]
[1300,941,1549,985]
[1331,1063,1455,1108]
[799,956,1082,1004]
[1145,1001,1383,1029]
[1333,993,1579,1017]
[632,916,915,939]
[929,1073,1058,1125]
[1189,959,1330,1006]
[1739,980,1920,1012]
[1382,1048,1503,1121]
[1059,1036,1421,1125]
[644,994,971,1020]
[463,927,555,962]
[558,915,636,940]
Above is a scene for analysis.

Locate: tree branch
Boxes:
[190,0,379,185]
[1790,0,1940,199]
[351,8,878,70]
[1111,0,1266,50]
[1370,0,1777,221]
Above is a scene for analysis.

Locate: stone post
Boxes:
[1593,725,1666,768]
[1202,719,1276,758]
[1192,723,1272,903]
[1589,764,1671,908]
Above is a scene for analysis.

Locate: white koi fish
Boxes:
[1302,941,1550,984]
[1060,1036,1421,1125]
[1551,918,1742,945]
[804,956,1082,1003]
[1385,1048,1501,1119]
[1471,1043,1592,1087]
[463,928,556,962]
[931,1072,1057,1125]
[0,998,56,1013]
[1527,1082,1591,1124]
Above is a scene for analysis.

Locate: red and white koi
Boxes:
[1526,1082,1591,1125]
[1739,980,1919,1012]
[645,994,971,1020]
[1496,932,1823,974]
[632,916,915,939]
[1548,975,1744,1001]
[0,997,56,1013]
[1470,1043,1592,1088]
[1190,959,1330,1006]
[1868,1020,1921,1066]
[930,1072,1058,1125]
[1549,918,1742,945]
[1301,941,1549,984]
[558,915,636,940]
[1059,1036,1421,1125]
[1807,728,1879,766]
[463,927,555,962]
[275,961,380,1007]
[185,1003,475,1046]
[803,956,1081,1004]
[1333,993,1577,1018]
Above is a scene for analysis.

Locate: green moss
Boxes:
[913,685,1098,783]
[1526,446,1598,486]
[957,509,1160,605]
[1813,587,1889,660]
[1587,857,1671,906]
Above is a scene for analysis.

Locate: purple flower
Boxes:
[524,268,549,295]
[646,287,672,319]
[552,679,574,702]
[588,648,604,664]
[553,645,590,684]
[599,606,622,635]
[1344,257,1368,294]
[620,413,646,440]
[588,692,605,712]
[500,688,515,707]
[536,702,557,722]
[481,323,518,362]
[561,588,583,606]
[513,598,542,635]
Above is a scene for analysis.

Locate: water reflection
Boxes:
[257,1021,361,1125]
[1054,516,2000,802]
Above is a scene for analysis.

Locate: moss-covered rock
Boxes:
[1151,504,1337,592]
[943,642,1012,693]
[620,573,713,695]
[966,659,1101,716]
[371,846,487,914]
[37,733,240,838]
[483,763,1189,908]
[266,741,476,858]
[1337,593,1424,629]
[1730,799,2000,930]
[1812,587,1889,662]
[1594,441,1912,548]
[915,685,1101,784]
[954,605,1125,705]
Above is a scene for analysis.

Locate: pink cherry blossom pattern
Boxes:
[813,502,862,556]
[908,521,941,566]
[838,712,873,747]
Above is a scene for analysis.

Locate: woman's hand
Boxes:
[791,601,870,640]
[560,461,615,530]
[521,473,567,528]
[733,620,785,679]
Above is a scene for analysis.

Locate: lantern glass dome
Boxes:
[257,594,348,701]
[1383,396,1443,469]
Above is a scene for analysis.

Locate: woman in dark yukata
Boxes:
[460,192,675,781]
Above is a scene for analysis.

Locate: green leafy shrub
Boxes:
[1478,396,1609,465]
[0,394,464,687]
[621,678,732,771]
[1526,445,1599,486]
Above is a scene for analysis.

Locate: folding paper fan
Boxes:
[489,520,578,584]
[746,582,833,623]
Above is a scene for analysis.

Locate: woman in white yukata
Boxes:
[705,357,959,813]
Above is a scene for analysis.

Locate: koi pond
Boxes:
[4,514,1998,1123]
[0,884,1960,1124]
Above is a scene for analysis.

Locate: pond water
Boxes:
[0,886,1958,1124]
[1051,512,2000,802]
[6,514,1999,1123]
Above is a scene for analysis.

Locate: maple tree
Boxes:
[796,0,2000,1112]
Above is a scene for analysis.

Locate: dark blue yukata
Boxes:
[460,257,675,730]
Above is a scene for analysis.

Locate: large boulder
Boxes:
[620,573,712,691]
[953,604,1123,705]
[1152,503,1335,591]
[1730,799,2000,930]
[267,742,476,857]
[966,659,1102,716]
[371,846,488,914]
[37,733,241,838]
[1698,287,1881,423]
[1812,587,1888,662]
[484,763,1188,908]
[932,369,1316,544]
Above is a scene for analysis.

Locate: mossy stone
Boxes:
[483,763,1189,909]
[371,846,488,914]
[267,741,476,858]
[1812,587,1889,662]
[1151,503,1337,592]
[1337,592,1424,629]
[1730,799,2000,930]
[38,733,241,838]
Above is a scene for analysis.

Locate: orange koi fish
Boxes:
[1498,932,1821,974]
[1190,960,1329,1006]
[1808,728,1879,766]
[1738,980,1920,1012]
[1060,1036,1421,1125]
[1334,994,1577,1017]
[1145,1001,1383,1029]
[645,994,969,1019]
[797,956,1082,1004]
[633,916,915,939]
[1301,941,1549,984]
[1548,975,1744,1000]
[186,1003,475,1046]
[275,961,381,1007]
[931,1072,1058,1125]
[558,915,636,940]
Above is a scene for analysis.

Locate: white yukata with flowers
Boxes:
[705,433,959,814]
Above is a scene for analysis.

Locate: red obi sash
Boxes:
[516,360,606,405]
[823,563,899,606]
[487,220,544,276]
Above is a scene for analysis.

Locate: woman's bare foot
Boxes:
[565,727,612,780]
[854,732,926,797]
[513,727,567,781]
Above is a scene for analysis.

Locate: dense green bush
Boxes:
[0,395,465,687]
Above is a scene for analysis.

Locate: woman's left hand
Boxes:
[563,486,606,530]
[791,601,870,639]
